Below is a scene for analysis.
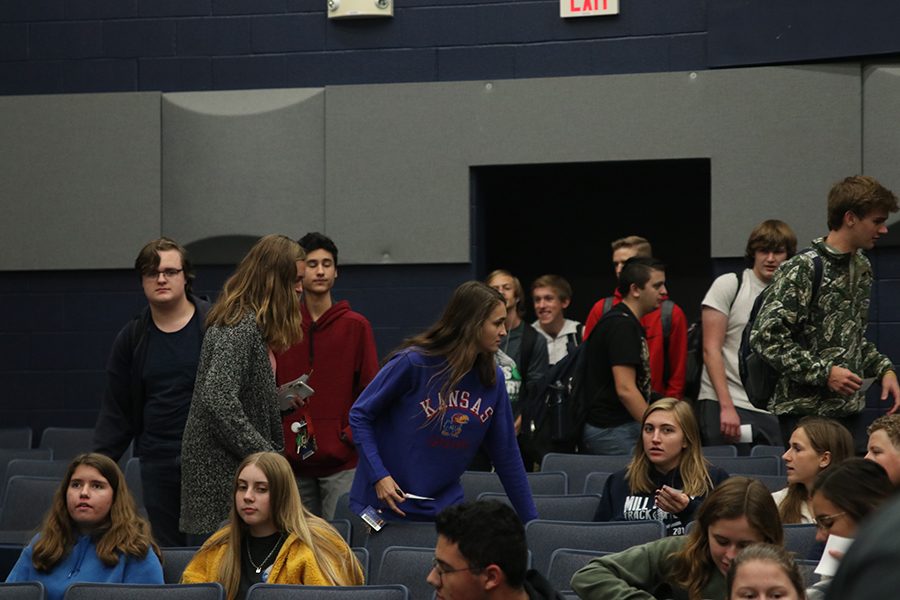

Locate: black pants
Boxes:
[141,458,188,547]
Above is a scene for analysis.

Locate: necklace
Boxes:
[246,533,284,574]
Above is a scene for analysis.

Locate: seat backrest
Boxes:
[751,474,788,493]
[123,457,143,509]
[0,449,54,506]
[708,456,781,476]
[351,547,369,584]
[364,522,437,583]
[540,453,631,494]
[375,545,435,599]
[247,584,409,600]
[546,548,608,592]
[701,445,738,458]
[332,493,368,548]
[476,493,601,522]
[2,460,69,505]
[37,428,94,462]
[783,524,820,561]
[582,472,611,495]
[0,476,60,531]
[161,547,200,584]
[0,581,45,600]
[796,558,821,587]
[524,519,666,573]
[63,583,224,600]
[461,471,565,500]
[750,444,785,458]
[0,429,32,451]
[329,518,352,545]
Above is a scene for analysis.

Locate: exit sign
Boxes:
[561,0,619,18]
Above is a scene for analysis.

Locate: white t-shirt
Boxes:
[698,268,768,412]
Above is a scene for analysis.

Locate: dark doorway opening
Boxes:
[473,159,712,323]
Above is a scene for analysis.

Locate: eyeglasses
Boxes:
[143,268,184,279]
[431,558,481,581]
[814,511,847,530]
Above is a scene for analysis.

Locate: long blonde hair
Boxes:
[31,453,160,571]
[669,477,782,600]
[201,452,363,599]
[780,417,853,524]
[393,281,503,407]
[626,398,712,497]
[206,235,305,352]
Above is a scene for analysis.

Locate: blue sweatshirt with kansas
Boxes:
[349,349,537,522]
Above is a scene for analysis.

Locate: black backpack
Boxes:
[602,296,675,388]
[739,250,823,409]
[522,325,589,458]
[683,271,743,400]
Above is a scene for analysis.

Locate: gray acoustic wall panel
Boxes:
[863,63,900,215]
[0,92,161,270]
[326,64,860,262]
[161,88,325,263]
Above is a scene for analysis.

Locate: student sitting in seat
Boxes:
[5,453,163,600]
[572,477,782,600]
[181,452,362,600]
[595,398,729,536]
[726,543,806,600]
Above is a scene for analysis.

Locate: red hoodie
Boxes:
[276,300,379,477]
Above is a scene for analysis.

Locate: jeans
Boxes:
[296,468,356,520]
[581,421,641,455]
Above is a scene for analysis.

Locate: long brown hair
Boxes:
[206,234,305,352]
[31,453,160,571]
[626,398,713,497]
[780,417,853,524]
[199,452,363,600]
[669,477,782,600]
[394,281,504,406]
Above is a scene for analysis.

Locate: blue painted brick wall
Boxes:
[0,263,472,439]
[0,0,715,95]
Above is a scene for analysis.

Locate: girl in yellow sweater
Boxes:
[182,452,363,600]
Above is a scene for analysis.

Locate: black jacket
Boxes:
[92,294,211,460]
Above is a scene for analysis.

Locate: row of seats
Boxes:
[0,581,412,600]
[0,428,99,461]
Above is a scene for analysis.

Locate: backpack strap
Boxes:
[564,323,585,356]
[661,299,673,384]
[601,296,615,316]
[519,323,536,383]
[810,252,824,304]
[728,270,743,313]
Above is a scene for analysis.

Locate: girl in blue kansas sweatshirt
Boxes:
[349,281,537,523]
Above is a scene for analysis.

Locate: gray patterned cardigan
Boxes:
[179,311,285,534]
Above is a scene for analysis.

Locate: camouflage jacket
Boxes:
[749,237,893,416]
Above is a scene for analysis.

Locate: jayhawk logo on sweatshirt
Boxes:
[441,413,470,438]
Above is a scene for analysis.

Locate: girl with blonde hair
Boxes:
[349,281,537,522]
[596,398,729,535]
[774,416,853,524]
[180,235,306,538]
[572,477,783,600]
[182,452,362,600]
[6,453,162,600]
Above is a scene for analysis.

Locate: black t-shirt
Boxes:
[140,311,202,458]
[584,303,651,427]
[239,532,287,600]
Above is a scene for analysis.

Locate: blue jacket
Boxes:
[349,349,537,522]
[6,534,163,600]
[596,464,730,535]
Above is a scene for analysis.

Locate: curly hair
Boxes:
[31,453,159,572]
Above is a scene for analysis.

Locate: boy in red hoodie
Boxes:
[276,232,379,519]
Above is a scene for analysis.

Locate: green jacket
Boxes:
[570,536,725,600]
[750,237,893,416]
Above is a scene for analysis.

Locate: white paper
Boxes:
[739,424,753,443]
[403,493,435,501]
[860,377,876,393]
[814,534,853,576]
